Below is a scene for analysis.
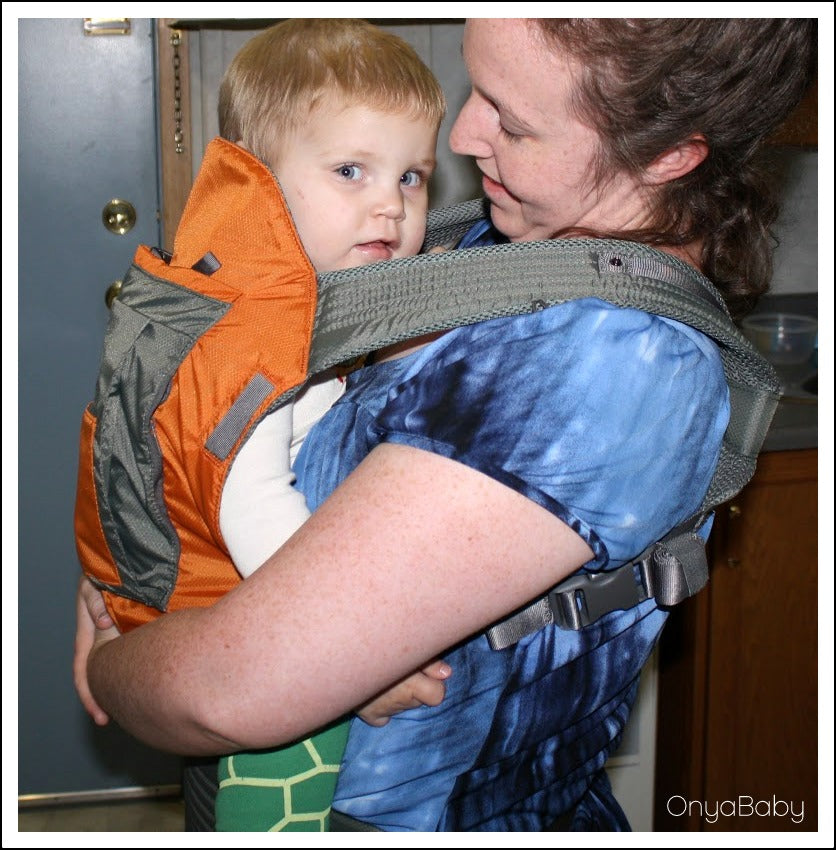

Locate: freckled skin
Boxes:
[449,19,651,241]
[89,443,592,753]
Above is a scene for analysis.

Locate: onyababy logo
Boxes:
[666,795,805,825]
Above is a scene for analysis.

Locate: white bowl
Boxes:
[740,312,817,366]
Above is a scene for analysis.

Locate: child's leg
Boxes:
[215,719,350,832]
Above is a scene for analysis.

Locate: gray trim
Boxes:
[206,373,275,460]
[90,263,231,610]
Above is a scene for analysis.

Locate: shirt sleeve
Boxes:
[219,404,311,577]
[220,374,345,577]
[372,299,730,569]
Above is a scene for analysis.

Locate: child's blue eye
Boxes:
[338,164,363,180]
[400,170,422,188]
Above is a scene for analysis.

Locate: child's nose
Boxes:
[374,184,406,221]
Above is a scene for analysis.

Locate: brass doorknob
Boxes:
[102,199,137,235]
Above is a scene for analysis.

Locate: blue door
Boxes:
[18,17,183,796]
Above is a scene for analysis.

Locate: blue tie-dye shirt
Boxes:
[292,221,729,831]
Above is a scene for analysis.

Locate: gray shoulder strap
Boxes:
[303,199,780,514]
[281,199,781,637]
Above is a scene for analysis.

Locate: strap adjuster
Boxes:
[549,564,650,630]
[484,528,709,650]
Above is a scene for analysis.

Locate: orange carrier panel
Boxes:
[74,139,317,631]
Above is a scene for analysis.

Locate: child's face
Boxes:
[273,100,438,273]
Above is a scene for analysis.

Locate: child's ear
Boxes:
[646,135,708,185]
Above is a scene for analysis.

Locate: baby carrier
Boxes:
[74,137,780,635]
[74,139,319,631]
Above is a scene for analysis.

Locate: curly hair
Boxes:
[533,19,816,315]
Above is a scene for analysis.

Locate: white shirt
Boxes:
[219,372,345,577]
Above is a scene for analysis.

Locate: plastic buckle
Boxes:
[548,565,649,630]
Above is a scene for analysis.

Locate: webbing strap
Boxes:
[487,524,709,646]
[205,373,275,461]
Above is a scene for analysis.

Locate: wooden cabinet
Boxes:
[654,448,818,831]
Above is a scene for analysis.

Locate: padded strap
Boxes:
[299,219,779,518]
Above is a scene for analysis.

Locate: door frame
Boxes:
[157,18,193,249]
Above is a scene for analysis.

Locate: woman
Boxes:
[76,19,815,830]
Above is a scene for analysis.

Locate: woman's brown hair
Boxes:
[534,18,816,315]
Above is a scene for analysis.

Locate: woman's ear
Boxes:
[646,135,708,184]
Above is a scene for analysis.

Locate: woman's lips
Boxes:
[482,172,512,202]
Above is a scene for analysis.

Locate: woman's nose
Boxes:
[450,91,491,158]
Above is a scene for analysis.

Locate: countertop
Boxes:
[762,396,817,452]
[744,293,818,453]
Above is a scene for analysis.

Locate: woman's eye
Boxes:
[337,164,363,180]
[400,170,422,188]
[499,125,523,143]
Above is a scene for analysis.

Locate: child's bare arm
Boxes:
[355,659,452,727]
[73,575,119,725]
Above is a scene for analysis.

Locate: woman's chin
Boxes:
[487,203,545,243]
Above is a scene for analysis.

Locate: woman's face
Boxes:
[450,19,646,242]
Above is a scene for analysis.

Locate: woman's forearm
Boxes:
[88,605,248,755]
[87,444,592,755]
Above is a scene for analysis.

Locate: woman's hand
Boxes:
[73,575,119,726]
[356,659,452,727]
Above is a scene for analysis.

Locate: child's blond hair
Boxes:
[219,19,446,166]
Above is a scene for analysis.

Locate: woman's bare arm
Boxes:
[88,442,593,755]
